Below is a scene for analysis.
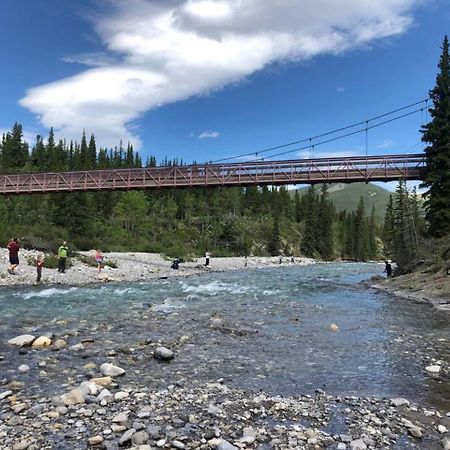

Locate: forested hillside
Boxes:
[0,124,381,260]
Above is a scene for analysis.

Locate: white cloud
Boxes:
[336,87,346,93]
[20,0,422,149]
[378,139,394,149]
[199,130,220,139]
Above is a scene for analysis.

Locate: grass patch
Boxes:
[76,254,118,268]
[27,255,73,269]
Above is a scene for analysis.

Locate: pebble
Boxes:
[172,440,185,449]
[32,336,52,347]
[438,424,448,433]
[8,334,36,347]
[154,346,175,360]
[100,363,126,377]
[349,439,367,450]
[119,428,136,445]
[18,364,30,372]
[0,390,13,400]
[425,365,441,373]
[88,435,103,446]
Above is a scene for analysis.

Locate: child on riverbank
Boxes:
[36,254,44,283]
[95,250,104,273]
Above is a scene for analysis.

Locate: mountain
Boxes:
[293,182,392,220]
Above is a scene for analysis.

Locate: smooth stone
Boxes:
[18,364,30,372]
[69,343,84,351]
[438,424,448,433]
[61,388,85,405]
[425,365,441,373]
[328,323,339,332]
[91,376,113,386]
[391,397,410,407]
[88,435,104,446]
[349,439,367,450]
[154,346,174,361]
[240,427,256,444]
[98,389,113,402]
[409,426,423,438]
[156,439,167,448]
[0,390,13,400]
[114,391,129,401]
[119,428,136,445]
[8,335,36,347]
[209,439,238,450]
[80,381,98,396]
[112,412,128,423]
[13,441,33,450]
[53,339,67,349]
[32,336,52,347]
[172,440,185,449]
[100,363,126,377]
[132,431,150,445]
[443,438,450,450]
[337,444,347,450]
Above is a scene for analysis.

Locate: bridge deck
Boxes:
[0,154,425,195]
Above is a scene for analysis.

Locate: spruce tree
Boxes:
[421,36,450,236]
[317,184,334,260]
[382,195,395,257]
[301,185,318,257]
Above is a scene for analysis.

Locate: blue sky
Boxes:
[1,0,449,175]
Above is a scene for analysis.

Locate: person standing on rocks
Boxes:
[384,260,392,278]
[95,249,104,273]
[57,241,69,273]
[204,249,210,267]
[7,238,19,275]
[36,254,44,283]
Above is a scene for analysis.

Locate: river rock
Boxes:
[53,339,67,349]
[12,440,33,450]
[328,323,339,332]
[119,428,136,445]
[409,426,423,438]
[8,335,35,347]
[391,397,410,407]
[0,390,13,400]
[425,365,441,373]
[154,346,174,361]
[18,364,30,372]
[61,388,85,405]
[240,427,256,444]
[100,363,126,377]
[132,431,149,445]
[349,439,367,450]
[32,336,52,347]
[114,391,129,401]
[172,441,185,449]
[98,389,113,402]
[443,438,450,450]
[88,435,103,446]
[112,412,128,423]
[438,424,448,433]
[91,376,113,386]
[209,439,238,450]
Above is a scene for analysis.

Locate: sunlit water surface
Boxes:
[0,262,449,410]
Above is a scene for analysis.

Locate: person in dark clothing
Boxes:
[384,260,392,278]
[7,238,20,274]
[204,250,210,267]
[171,259,180,270]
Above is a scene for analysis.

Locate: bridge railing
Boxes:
[0,153,426,195]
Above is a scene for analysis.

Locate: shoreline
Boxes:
[369,270,450,312]
[0,250,317,289]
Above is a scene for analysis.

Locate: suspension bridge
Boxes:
[0,98,430,195]
[0,153,425,195]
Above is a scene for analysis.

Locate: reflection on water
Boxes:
[0,262,449,410]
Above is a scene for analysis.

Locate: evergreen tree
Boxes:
[367,206,378,259]
[421,36,450,236]
[301,186,318,257]
[268,216,281,256]
[354,196,367,260]
[317,185,334,260]
[382,195,395,257]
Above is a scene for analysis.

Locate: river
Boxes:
[1,262,449,412]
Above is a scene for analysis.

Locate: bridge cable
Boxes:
[249,107,425,161]
[210,98,430,164]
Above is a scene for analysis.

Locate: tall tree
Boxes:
[421,36,450,236]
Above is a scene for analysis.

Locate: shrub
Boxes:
[27,254,73,269]
[76,254,118,268]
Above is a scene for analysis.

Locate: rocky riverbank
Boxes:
[370,267,450,312]
[1,332,450,450]
[0,250,315,288]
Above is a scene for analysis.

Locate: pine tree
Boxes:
[301,186,318,257]
[367,205,378,259]
[354,196,367,260]
[317,184,334,260]
[382,195,395,257]
[421,36,450,236]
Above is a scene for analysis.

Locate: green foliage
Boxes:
[421,36,450,237]
[27,255,73,269]
[0,123,385,262]
[76,254,118,268]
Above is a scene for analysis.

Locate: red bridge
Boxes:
[0,153,425,195]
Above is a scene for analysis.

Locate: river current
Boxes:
[0,262,449,411]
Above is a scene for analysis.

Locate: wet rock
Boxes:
[114,391,129,401]
[100,363,126,377]
[70,343,84,351]
[12,440,34,450]
[391,397,410,407]
[91,376,113,386]
[328,323,339,332]
[53,339,67,350]
[438,424,448,433]
[172,441,185,449]
[408,426,423,438]
[209,439,238,450]
[8,335,36,347]
[18,364,30,372]
[154,346,174,361]
[425,365,441,373]
[32,336,52,347]
[240,427,256,444]
[443,438,450,450]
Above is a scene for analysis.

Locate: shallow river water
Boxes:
[1,262,449,411]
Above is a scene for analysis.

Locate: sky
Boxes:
[1,0,450,185]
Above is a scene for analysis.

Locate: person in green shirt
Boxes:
[58,241,69,273]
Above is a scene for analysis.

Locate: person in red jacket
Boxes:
[7,238,20,274]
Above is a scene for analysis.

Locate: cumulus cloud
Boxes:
[336,87,346,93]
[20,0,422,149]
[199,130,220,139]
